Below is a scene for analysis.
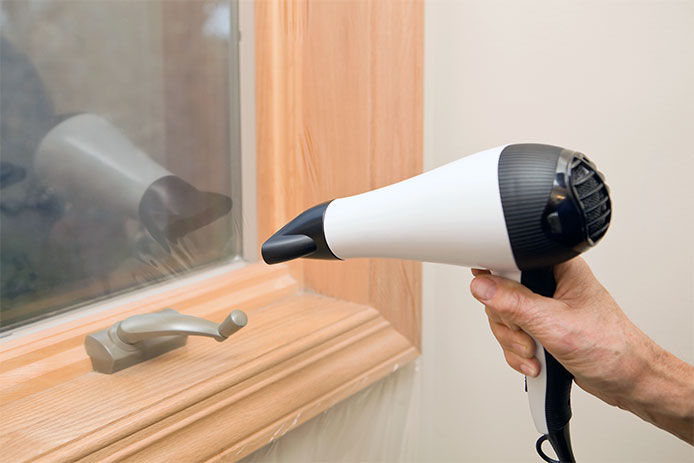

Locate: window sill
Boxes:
[0,263,418,462]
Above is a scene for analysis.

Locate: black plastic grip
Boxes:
[521,268,574,432]
[544,349,574,431]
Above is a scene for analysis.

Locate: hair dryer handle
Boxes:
[497,268,576,462]
[522,268,576,462]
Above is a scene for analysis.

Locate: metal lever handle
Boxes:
[117,309,248,343]
[84,308,248,374]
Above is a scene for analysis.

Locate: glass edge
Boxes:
[0,256,247,342]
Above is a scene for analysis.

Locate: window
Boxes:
[1,0,243,330]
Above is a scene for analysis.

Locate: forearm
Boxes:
[621,339,694,444]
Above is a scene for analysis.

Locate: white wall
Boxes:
[421,1,693,461]
[244,1,693,461]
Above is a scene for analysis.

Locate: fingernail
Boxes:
[521,363,538,377]
[471,277,497,301]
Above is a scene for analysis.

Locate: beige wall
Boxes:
[420,1,693,460]
[244,1,693,461]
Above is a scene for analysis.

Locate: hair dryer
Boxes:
[34,113,232,250]
[261,143,612,462]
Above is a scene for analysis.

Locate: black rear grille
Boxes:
[569,157,611,243]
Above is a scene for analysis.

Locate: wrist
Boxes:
[621,334,694,443]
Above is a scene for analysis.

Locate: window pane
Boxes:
[0,0,242,330]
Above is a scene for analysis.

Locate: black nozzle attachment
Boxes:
[139,175,232,249]
[262,234,317,264]
[261,201,339,265]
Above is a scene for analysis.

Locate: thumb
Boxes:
[470,274,564,338]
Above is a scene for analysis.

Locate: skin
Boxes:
[469,257,694,444]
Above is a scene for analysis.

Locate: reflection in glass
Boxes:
[0,1,241,330]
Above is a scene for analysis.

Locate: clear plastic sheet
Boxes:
[242,363,421,463]
[0,0,241,330]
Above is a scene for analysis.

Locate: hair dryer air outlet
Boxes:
[261,143,612,463]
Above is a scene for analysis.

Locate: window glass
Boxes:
[0,0,241,330]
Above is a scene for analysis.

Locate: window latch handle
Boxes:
[117,308,247,343]
[84,308,248,374]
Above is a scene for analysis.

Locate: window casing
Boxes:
[0,2,423,461]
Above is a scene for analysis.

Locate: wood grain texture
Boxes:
[0,264,295,405]
[0,264,417,462]
[256,0,424,347]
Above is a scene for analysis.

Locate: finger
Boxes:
[554,256,604,293]
[485,306,521,331]
[485,305,522,331]
[488,319,536,359]
[554,256,591,282]
[503,349,540,377]
[554,256,604,301]
[484,305,504,324]
[470,275,565,336]
[471,268,491,277]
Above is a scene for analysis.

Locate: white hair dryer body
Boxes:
[262,143,612,463]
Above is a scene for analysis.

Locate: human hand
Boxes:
[469,257,694,444]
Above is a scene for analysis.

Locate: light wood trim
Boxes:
[256,0,423,348]
[0,264,417,462]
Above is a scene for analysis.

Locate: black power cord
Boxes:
[535,426,576,463]
[536,435,561,463]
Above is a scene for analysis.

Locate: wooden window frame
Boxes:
[0,2,423,461]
